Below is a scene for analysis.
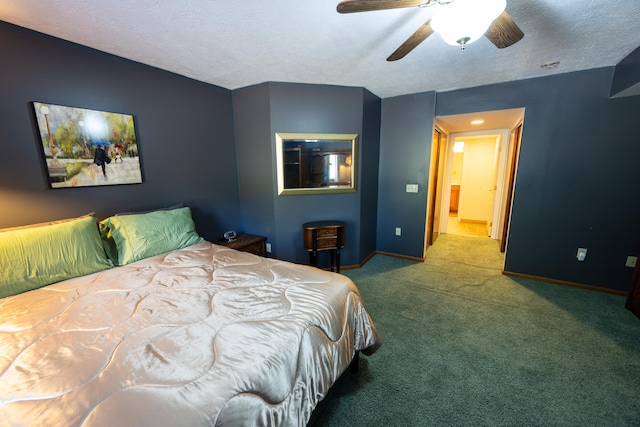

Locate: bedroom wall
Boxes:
[0,21,241,241]
[231,84,276,245]
[4,20,637,293]
[376,92,437,258]
[439,69,640,292]
[379,69,640,292]
[360,90,383,261]
[233,82,381,268]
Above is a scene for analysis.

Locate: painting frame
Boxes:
[32,102,143,188]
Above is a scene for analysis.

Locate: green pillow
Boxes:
[0,215,112,298]
[99,207,204,265]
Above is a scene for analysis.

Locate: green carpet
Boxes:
[311,234,640,426]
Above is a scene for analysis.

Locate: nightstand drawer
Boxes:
[241,241,266,256]
[317,228,337,238]
[317,237,338,249]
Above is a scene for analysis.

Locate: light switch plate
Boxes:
[406,184,418,193]
[626,256,637,268]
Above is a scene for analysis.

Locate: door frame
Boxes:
[425,128,446,251]
[499,122,524,252]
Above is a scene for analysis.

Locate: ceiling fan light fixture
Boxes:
[431,0,506,48]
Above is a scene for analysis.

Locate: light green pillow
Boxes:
[0,215,112,298]
[99,207,204,266]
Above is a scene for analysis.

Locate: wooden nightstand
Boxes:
[216,234,267,256]
[302,221,345,272]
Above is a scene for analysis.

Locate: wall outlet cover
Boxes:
[576,248,587,261]
[405,184,419,193]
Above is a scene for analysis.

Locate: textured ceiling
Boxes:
[1,0,640,99]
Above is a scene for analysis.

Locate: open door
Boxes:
[426,129,447,247]
[499,123,523,253]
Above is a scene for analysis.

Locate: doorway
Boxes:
[424,108,525,256]
[446,132,504,238]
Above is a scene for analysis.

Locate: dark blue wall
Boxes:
[359,90,382,260]
[376,92,436,257]
[3,19,638,292]
[232,84,276,242]
[436,67,640,290]
[233,82,380,267]
[384,70,640,291]
[0,21,241,241]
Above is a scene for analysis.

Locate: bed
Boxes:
[0,208,381,426]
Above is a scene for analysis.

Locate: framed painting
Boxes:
[32,102,143,188]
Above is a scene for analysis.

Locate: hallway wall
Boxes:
[457,136,497,223]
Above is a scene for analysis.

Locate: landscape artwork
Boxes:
[32,102,142,188]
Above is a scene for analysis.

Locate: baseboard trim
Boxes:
[342,250,425,269]
[340,251,376,271]
[458,219,487,225]
[502,270,627,296]
[374,250,425,263]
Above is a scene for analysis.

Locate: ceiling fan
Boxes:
[337,0,524,61]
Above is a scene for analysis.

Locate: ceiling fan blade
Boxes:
[484,11,524,49]
[387,21,434,61]
[337,0,426,13]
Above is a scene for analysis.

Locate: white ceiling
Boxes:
[1,0,639,99]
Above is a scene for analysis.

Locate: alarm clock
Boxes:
[223,230,237,242]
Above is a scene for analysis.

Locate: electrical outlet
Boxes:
[576,248,587,261]
[266,243,272,253]
[626,256,637,268]
[395,227,402,236]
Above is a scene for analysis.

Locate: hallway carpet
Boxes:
[310,234,640,426]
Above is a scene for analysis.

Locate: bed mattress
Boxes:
[0,242,380,426]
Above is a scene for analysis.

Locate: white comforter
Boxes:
[0,242,380,426]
